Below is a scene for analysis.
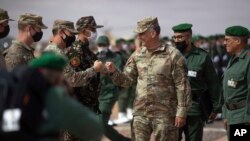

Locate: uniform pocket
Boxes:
[227,73,245,88]
[187,67,203,79]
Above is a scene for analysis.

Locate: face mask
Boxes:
[32,31,43,42]
[87,31,98,42]
[200,43,209,49]
[122,44,128,50]
[0,25,10,38]
[175,41,188,53]
[97,47,108,53]
[62,33,76,47]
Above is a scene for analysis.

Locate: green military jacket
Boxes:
[38,86,103,141]
[222,47,250,125]
[184,46,221,116]
[4,40,34,71]
[97,50,122,101]
[111,44,191,118]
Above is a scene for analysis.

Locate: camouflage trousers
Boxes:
[132,115,178,141]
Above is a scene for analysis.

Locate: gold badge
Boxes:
[70,57,80,67]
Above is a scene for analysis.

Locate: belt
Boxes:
[225,100,246,110]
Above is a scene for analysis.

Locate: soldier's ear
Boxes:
[58,29,64,36]
[235,38,241,45]
[151,30,157,38]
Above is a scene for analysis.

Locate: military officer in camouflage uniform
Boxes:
[0,8,13,70]
[65,16,103,114]
[171,23,221,141]
[4,13,47,71]
[63,17,103,141]
[222,26,250,140]
[105,17,191,141]
[44,20,103,87]
[96,35,131,141]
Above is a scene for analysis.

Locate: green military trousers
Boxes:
[118,85,136,113]
[99,100,128,141]
[178,115,204,141]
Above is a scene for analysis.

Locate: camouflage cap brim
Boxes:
[93,25,104,28]
[66,28,78,34]
[0,18,14,24]
[38,23,48,29]
[133,27,148,34]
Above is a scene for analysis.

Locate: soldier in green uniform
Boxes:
[115,39,136,125]
[64,16,103,141]
[0,8,13,70]
[28,52,103,141]
[4,13,47,71]
[105,17,191,141]
[96,35,131,141]
[222,26,250,140]
[172,23,221,141]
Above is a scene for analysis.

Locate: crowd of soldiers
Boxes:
[0,7,250,141]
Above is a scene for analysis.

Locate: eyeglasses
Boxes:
[172,34,189,41]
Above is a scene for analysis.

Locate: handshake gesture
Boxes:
[93,61,116,73]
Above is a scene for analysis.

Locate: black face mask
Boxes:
[32,31,43,42]
[62,33,76,47]
[175,41,188,53]
[0,25,10,38]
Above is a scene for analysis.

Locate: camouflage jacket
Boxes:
[4,40,34,71]
[111,44,192,118]
[44,43,97,87]
[65,40,100,113]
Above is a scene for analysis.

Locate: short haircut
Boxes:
[18,23,29,30]
[152,25,161,35]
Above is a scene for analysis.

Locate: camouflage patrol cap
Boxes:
[53,19,78,34]
[0,8,14,24]
[18,13,47,29]
[76,16,103,31]
[134,16,159,34]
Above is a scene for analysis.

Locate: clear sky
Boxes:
[1,0,250,41]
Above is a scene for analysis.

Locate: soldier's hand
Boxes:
[93,60,103,72]
[208,112,217,121]
[105,62,116,73]
[223,119,228,130]
[175,116,186,128]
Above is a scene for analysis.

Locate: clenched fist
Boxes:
[93,60,103,72]
[105,62,116,73]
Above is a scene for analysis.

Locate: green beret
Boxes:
[29,52,68,71]
[172,23,193,32]
[97,35,110,45]
[225,26,250,37]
